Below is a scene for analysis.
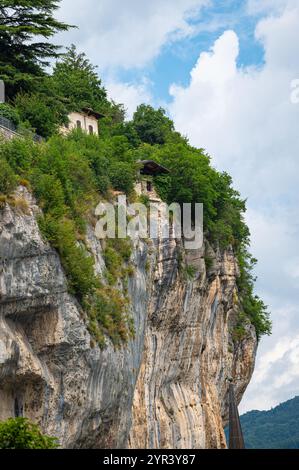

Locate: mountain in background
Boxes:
[230,396,299,448]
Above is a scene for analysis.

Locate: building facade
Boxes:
[60,108,104,136]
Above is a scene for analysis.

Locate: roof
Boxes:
[81,107,105,120]
[138,160,170,176]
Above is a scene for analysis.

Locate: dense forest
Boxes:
[238,396,299,448]
[0,0,271,348]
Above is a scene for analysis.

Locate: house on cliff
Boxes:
[135,160,169,202]
[60,108,105,136]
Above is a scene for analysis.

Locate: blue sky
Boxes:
[57,0,299,414]
[116,0,265,104]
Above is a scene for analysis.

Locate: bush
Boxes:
[0,417,58,449]
[0,158,17,194]
[237,249,272,340]
[33,173,66,219]
[0,136,39,174]
[86,285,132,347]
[14,92,65,138]
[0,103,20,126]
[132,105,174,145]
[38,215,98,299]
[108,161,135,195]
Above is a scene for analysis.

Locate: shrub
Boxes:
[237,249,272,341]
[38,216,97,300]
[0,103,20,126]
[182,264,197,280]
[108,161,135,195]
[0,136,39,174]
[33,173,66,219]
[0,158,17,194]
[132,104,174,145]
[14,92,65,138]
[0,417,58,449]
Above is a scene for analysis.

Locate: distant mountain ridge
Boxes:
[238,396,299,448]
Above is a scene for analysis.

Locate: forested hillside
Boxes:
[240,396,299,449]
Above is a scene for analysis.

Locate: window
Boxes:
[89,125,93,135]
[76,120,82,129]
[146,181,152,192]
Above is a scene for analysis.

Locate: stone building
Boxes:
[60,108,104,136]
[135,160,169,202]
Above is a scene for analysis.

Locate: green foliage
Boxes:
[232,311,249,341]
[153,142,248,248]
[86,284,133,348]
[0,136,39,174]
[0,1,73,99]
[0,103,20,125]
[14,90,68,138]
[52,45,108,113]
[108,161,135,195]
[0,417,58,449]
[138,193,150,208]
[103,238,132,284]
[186,265,197,279]
[0,157,17,194]
[112,121,141,148]
[34,174,66,218]
[0,134,135,347]
[237,249,271,340]
[38,215,97,299]
[132,105,174,145]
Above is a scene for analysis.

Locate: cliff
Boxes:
[0,187,257,448]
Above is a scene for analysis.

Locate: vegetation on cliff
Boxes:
[0,417,58,449]
[0,0,271,345]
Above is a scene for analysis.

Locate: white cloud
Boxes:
[106,79,152,119]
[169,4,299,412]
[246,0,298,15]
[58,0,209,71]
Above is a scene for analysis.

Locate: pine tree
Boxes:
[0,0,73,98]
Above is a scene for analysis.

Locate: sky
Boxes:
[56,0,299,414]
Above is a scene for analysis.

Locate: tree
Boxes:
[108,161,135,194]
[132,104,174,145]
[52,45,108,113]
[0,1,73,98]
[0,417,58,449]
[14,89,68,138]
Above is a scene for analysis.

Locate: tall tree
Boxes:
[52,45,108,113]
[132,105,174,145]
[0,0,73,98]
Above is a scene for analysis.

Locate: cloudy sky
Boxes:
[56,0,299,413]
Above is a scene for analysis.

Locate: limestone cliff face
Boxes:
[0,187,257,448]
